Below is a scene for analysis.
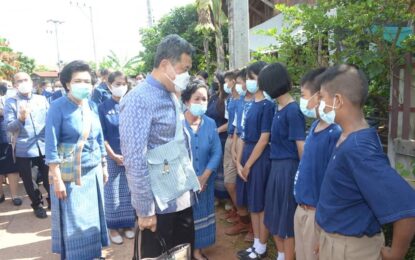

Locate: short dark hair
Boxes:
[258,62,291,99]
[197,70,209,80]
[300,68,327,94]
[100,68,110,77]
[40,81,50,87]
[60,60,96,91]
[224,70,238,81]
[181,78,208,103]
[318,64,369,107]
[108,71,127,84]
[0,82,8,96]
[246,61,268,79]
[236,68,247,81]
[154,34,195,68]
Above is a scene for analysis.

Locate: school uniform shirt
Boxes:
[227,96,238,135]
[242,99,275,143]
[233,96,250,137]
[98,98,122,154]
[91,82,112,105]
[270,102,306,160]
[316,128,415,237]
[294,120,342,207]
[45,96,106,168]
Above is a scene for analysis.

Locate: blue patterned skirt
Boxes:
[193,171,216,249]
[104,157,135,229]
[51,165,109,260]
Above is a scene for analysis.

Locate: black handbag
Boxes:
[132,226,191,260]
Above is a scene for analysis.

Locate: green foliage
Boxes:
[98,51,144,77]
[252,0,415,118]
[17,52,35,74]
[396,160,415,178]
[139,4,226,76]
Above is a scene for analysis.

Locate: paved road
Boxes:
[0,182,243,260]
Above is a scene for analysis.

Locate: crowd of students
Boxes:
[0,33,414,260]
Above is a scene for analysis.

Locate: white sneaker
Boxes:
[124,229,135,239]
[110,232,123,245]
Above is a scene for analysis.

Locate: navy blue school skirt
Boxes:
[264,159,299,237]
[239,143,270,213]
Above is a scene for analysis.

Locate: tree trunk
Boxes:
[203,37,209,67]
[227,0,234,69]
[215,27,226,71]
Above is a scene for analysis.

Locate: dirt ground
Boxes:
[0,182,257,260]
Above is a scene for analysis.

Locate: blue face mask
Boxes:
[300,93,318,118]
[189,103,207,117]
[71,83,92,100]
[263,91,273,101]
[318,99,336,124]
[235,84,246,96]
[246,80,258,94]
[223,83,232,94]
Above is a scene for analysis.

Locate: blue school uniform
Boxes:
[185,115,222,249]
[238,99,275,213]
[294,120,342,207]
[264,101,306,237]
[316,128,415,237]
[98,98,135,230]
[234,96,252,137]
[227,96,237,135]
[206,93,228,199]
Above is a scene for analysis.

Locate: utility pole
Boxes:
[228,0,250,69]
[47,19,64,71]
[146,0,154,27]
[70,1,99,71]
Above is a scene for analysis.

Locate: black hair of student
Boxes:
[317,64,369,107]
[0,82,8,96]
[40,81,50,87]
[181,78,209,103]
[236,68,247,81]
[100,68,110,77]
[246,61,268,79]
[215,71,227,116]
[108,71,127,85]
[300,67,327,94]
[197,70,209,80]
[258,62,291,99]
[224,70,238,81]
[60,60,96,92]
[153,34,195,68]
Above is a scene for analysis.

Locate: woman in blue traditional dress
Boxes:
[182,80,222,260]
[98,71,135,245]
[45,60,109,260]
[205,72,229,200]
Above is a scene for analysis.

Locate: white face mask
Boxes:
[18,81,33,94]
[111,85,128,97]
[318,99,336,124]
[173,72,190,92]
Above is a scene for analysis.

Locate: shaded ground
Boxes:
[0,182,274,260]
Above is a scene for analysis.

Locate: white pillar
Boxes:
[228,0,250,70]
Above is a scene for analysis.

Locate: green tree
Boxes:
[253,0,415,118]
[195,0,228,71]
[17,52,36,74]
[138,4,227,76]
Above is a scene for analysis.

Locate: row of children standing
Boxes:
[221,62,415,260]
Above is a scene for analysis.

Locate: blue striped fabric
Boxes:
[51,165,109,260]
[193,180,216,249]
[104,156,135,229]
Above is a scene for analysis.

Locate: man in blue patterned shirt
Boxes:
[4,72,50,218]
[120,34,195,258]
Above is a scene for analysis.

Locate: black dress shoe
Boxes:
[0,194,5,203]
[239,249,267,260]
[34,206,47,219]
[237,247,253,258]
[12,198,22,206]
